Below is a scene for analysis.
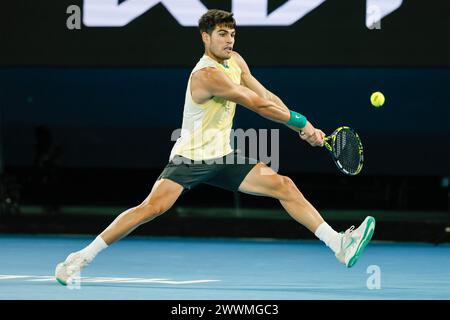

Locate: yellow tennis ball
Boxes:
[370,91,385,107]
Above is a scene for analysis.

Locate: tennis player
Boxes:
[55,9,375,285]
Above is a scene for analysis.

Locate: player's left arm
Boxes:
[232,51,274,102]
[232,51,324,142]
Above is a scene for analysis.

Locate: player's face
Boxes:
[205,25,235,61]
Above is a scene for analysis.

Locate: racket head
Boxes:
[324,126,364,176]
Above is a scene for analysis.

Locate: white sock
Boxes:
[80,235,108,261]
[315,222,342,254]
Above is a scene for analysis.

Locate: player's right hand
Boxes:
[300,128,324,147]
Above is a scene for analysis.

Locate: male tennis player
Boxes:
[55,9,375,285]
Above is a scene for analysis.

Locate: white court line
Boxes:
[143,280,221,284]
[123,279,220,284]
[0,275,35,280]
[81,277,150,283]
[0,274,220,285]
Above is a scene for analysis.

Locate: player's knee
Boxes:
[279,176,301,200]
[136,201,168,223]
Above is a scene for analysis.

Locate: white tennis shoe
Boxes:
[335,216,376,268]
[55,251,91,286]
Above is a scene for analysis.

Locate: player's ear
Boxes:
[201,31,210,45]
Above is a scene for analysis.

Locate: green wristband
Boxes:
[287,110,307,129]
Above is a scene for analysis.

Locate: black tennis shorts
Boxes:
[157,150,258,193]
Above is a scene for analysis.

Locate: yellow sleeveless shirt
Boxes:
[169,54,242,160]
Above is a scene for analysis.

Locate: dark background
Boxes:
[1,67,449,173]
[0,0,448,241]
[2,0,449,67]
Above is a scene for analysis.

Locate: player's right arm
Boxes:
[231,52,323,146]
[191,67,291,124]
[190,67,322,147]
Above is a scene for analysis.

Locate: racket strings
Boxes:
[334,130,362,175]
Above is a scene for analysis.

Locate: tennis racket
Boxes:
[323,126,364,176]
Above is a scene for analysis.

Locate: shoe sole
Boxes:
[55,263,68,286]
[347,216,376,268]
[56,277,67,286]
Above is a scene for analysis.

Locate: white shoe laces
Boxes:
[342,226,360,251]
[345,226,355,236]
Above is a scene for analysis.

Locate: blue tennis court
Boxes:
[1,235,449,300]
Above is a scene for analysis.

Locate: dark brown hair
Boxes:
[198,9,236,34]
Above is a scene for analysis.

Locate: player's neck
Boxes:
[204,51,226,66]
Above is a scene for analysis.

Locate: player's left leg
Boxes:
[238,162,375,267]
[238,163,326,232]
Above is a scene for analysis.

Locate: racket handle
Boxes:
[323,137,333,151]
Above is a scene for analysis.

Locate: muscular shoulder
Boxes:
[191,67,234,99]
[191,67,224,86]
[231,51,250,74]
[231,51,245,67]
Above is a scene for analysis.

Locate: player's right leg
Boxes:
[55,178,183,286]
[100,178,184,245]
